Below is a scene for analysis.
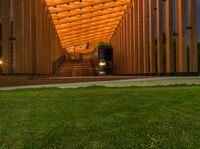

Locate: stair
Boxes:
[56,57,98,77]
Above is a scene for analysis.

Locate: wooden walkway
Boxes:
[0,75,140,87]
[1,77,200,90]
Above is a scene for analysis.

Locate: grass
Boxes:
[0,86,200,148]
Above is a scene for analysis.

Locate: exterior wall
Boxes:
[111,0,198,75]
[2,0,64,75]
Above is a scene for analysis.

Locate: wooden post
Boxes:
[177,0,187,73]
[149,0,156,74]
[2,0,11,74]
[175,0,179,73]
[133,1,138,74]
[138,0,143,74]
[129,5,134,74]
[157,0,163,74]
[31,0,37,74]
[188,0,198,73]
[143,0,149,74]
[24,0,32,74]
[123,18,126,74]
[165,0,174,73]
[120,23,123,74]
[13,0,25,73]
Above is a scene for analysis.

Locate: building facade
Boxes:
[0,0,199,76]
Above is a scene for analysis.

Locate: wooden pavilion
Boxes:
[0,0,198,76]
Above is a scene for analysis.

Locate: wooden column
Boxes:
[143,0,149,74]
[177,0,187,73]
[116,28,120,74]
[188,0,198,73]
[2,0,11,73]
[149,0,156,74]
[157,0,163,74]
[12,0,25,73]
[175,0,179,73]
[129,5,134,74]
[165,0,174,73]
[120,23,123,74]
[31,0,37,74]
[138,0,143,74]
[123,18,126,74]
[35,0,42,74]
[126,12,130,74]
[133,1,138,74]
[24,0,32,74]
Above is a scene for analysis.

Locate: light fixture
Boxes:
[99,62,106,66]
[0,60,2,65]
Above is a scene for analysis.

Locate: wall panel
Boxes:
[2,0,64,75]
[111,0,198,76]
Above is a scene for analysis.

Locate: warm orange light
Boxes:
[0,60,3,65]
[44,0,131,49]
[99,62,106,66]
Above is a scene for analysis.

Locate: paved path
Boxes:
[0,77,200,90]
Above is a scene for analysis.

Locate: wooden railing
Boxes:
[53,55,66,74]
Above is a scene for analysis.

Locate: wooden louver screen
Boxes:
[45,0,131,50]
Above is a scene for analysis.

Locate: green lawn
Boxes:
[0,86,200,148]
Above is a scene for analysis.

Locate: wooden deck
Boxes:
[0,75,145,87]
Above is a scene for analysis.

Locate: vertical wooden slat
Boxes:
[123,18,126,74]
[120,23,123,74]
[24,0,32,74]
[166,0,174,73]
[133,1,138,74]
[138,0,143,74]
[177,0,187,73]
[2,0,11,74]
[13,0,25,73]
[143,0,149,74]
[188,0,198,73]
[129,4,134,74]
[149,0,156,74]
[157,0,163,74]
[117,27,120,74]
[175,0,179,73]
[126,12,130,74]
[31,0,37,74]
[115,28,118,74]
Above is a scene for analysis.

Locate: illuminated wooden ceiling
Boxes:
[45,0,131,49]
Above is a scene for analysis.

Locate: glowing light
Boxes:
[99,62,106,66]
[0,60,3,65]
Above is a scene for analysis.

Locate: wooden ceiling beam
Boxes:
[56,16,121,30]
[49,0,130,14]
[48,0,115,13]
[56,15,122,30]
[45,0,77,7]
[63,38,110,48]
[61,32,113,43]
[62,35,111,44]
[60,29,115,40]
[62,36,111,47]
[58,23,118,34]
[51,2,129,19]
[59,26,116,38]
[53,8,125,25]
[44,0,130,48]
